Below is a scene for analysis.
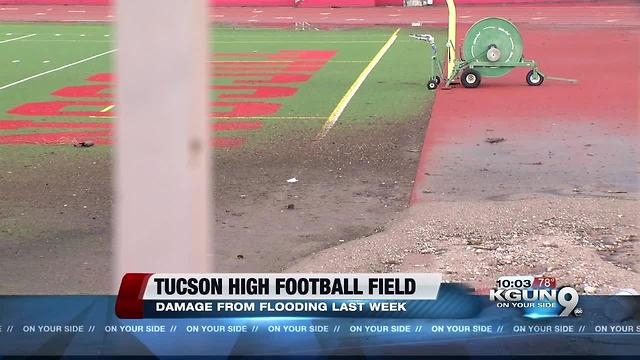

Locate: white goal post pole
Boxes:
[114,0,212,290]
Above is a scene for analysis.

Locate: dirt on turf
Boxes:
[288,194,640,295]
[2,115,638,296]
[214,116,427,273]
[0,113,427,294]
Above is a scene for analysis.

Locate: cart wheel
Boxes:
[434,76,441,85]
[526,70,544,86]
[461,69,481,88]
[427,80,438,91]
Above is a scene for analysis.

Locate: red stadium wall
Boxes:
[432,0,577,3]
[210,0,294,6]
[297,0,376,7]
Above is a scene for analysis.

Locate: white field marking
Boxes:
[11,60,20,63]
[389,14,400,17]
[68,10,87,13]
[215,116,325,119]
[460,15,471,19]
[80,34,86,36]
[22,40,112,43]
[55,33,61,36]
[90,115,325,119]
[208,40,386,43]
[43,60,50,63]
[0,33,36,44]
[212,60,292,62]
[211,60,368,63]
[317,28,400,139]
[34,13,46,16]
[101,104,115,113]
[329,60,369,63]
[62,19,109,22]
[0,49,117,91]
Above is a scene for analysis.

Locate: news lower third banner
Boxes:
[0,273,639,357]
[117,273,442,318]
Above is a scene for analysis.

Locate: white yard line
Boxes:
[101,104,115,113]
[0,33,36,44]
[90,115,326,119]
[317,28,400,139]
[209,40,390,44]
[0,49,117,90]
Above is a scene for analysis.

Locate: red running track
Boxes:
[0,2,638,27]
[411,25,639,202]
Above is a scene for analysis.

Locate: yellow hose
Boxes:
[446,0,456,78]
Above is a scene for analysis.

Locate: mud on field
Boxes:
[214,116,427,273]
[0,114,427,294]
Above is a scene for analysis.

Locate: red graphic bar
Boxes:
[115,273,154,319]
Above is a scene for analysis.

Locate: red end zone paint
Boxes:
[0,131,112,145]
[411,27,639,203]
[214,73,313,84]
[214,50,336,60]
[8,101,113,117]
[213,102,281,117]
[0,120,110,130]
[214,85,298,99]
[0,120,261,132]
[53,85,112,98]
[2,50,337,148]
[87,73,113,82]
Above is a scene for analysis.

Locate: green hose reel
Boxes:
[414,17,544,89]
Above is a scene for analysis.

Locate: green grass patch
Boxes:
[0,23,444,159]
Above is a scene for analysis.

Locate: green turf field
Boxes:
[0,23,445,292]
[0,23,443,158]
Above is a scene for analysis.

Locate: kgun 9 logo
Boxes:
[490,287,580,317]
